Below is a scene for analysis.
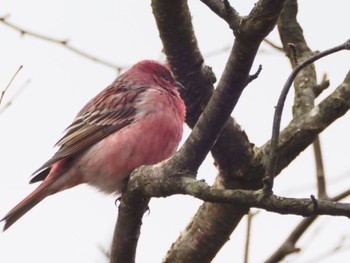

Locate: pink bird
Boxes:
[1,60,186,231]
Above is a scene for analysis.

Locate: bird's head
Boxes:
[128,60,185,93]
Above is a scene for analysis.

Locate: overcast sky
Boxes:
[1,1,350,262]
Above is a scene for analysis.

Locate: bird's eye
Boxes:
[162,74,170,82]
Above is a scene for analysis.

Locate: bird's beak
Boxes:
[174,81,186,91]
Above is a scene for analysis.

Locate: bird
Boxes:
[1,60,186,231]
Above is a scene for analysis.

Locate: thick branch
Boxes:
[155,1,288,262]
[151,0,214,128]
[110,194,149,263]
[200,0,241,31]
[112,69,350,263]
[279,0,317,116]
[122,167,350,218]
[112,1,350,262]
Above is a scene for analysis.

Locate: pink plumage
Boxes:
[1,60,186,230]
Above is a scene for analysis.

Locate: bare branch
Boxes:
[122,166,350,218]
[154,1,289,262]
[110,194,150,263]
[0,65,23,105]
[0,78,30,114]
[277,0,317,118]
[314,74,330,98]
[0,16,124,71]
[265,188,350,263]
[200,0,241,31]
[244,211,259,263]
[313,136,328,199]
[277,0,329,202]
[260,69,350,178]
[263,39,350,192]
[246,64,262,85]
[263,38,284,52]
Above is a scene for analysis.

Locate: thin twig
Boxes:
[263,39,350,192]
[0,16,125,71]
[0,78,30,114]
[298,240,350,263]
[314,74,330,98]
[243,210,259,263]
[0,65,23,105]
[313,136,328,199]
[263,38,284,52]
[246,64,262,85]
[265,188,350,263]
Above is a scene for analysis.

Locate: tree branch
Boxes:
[278,0,329,201]
[260,69,350,176]
[121,167,350,218]
[200,0,241,31]
[111,1,350,262]
[0,16,124,71]
[0,79,30,114]
[109,194,150,263]
[265,188,350,263]
[263,39,350,191]
[313,136,328,199]
[0,65,23,105]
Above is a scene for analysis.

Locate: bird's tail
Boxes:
[1,180,54,231]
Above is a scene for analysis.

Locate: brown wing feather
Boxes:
[30,84,147,182]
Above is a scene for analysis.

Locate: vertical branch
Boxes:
[243,211,255,263]
[278,0,329,200]
[0,65,23,105]
[110,194,150,263]
[263,41,350,192]
[313,137,328,199]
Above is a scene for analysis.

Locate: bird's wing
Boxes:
[30,85,147,181]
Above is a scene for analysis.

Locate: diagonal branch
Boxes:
[110,64,350,263]
[265,188,350,263]
[0,65,23,105]
[0,16,124,71]
[111,1,350,262]
[200,0,241,31]
[0,79,30,114]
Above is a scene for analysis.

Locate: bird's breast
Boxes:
[76,90,184,194]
